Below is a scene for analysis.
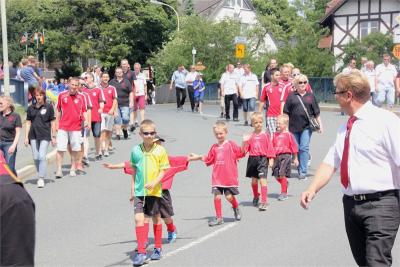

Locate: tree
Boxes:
[1,0,177,73]
[148,16,241,84]
[184,0,194,16]
[342,32,396,70]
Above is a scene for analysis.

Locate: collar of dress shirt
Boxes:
[353,100,374,120]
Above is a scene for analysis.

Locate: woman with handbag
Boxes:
[283,74,323,180]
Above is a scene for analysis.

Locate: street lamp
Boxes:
[192,47,196,66]
[150,0,180,31]
[1,0,10,96]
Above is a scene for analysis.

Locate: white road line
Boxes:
[150,222,238,264]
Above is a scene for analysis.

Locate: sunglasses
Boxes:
[298,81,307,84]
[141,131,157,136]
[292,73,300,77]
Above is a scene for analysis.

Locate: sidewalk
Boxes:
[15,102,400,180]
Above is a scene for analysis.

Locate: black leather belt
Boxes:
[345,190,399,202]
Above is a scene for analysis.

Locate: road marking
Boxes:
[151,222,238,264]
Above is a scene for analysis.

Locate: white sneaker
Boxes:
[69,169,77,177]
[103,150,109,157]
[37,178,45,188]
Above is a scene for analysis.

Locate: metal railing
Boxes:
[155,77,335,104]
[0,79,28,108]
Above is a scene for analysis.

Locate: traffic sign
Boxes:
[234,36,247,44]
[393,44,400,60]
[235,43,245,59]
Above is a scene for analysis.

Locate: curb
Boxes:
[17,149,58,181]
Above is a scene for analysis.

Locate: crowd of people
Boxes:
[0,58,153,189]
[1,54,400,267]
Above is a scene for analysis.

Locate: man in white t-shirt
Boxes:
[185,65,198,112]
[132,63,147,129]
[239,64,259,126]
[220,64,239,121]
[375,54,398,108]
[342,58,357,74]
[362,60,377,105]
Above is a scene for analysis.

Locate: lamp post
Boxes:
[150,0,180,31]
[192,47,196,66]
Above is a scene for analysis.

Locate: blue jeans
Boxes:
[242,98,256,112]
[114,106,130,126]
[30,139,49,178]
[0,141,17,175]
[293,128,312,177]
[375,86,395,107]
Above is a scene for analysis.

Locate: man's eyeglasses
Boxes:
[333,90,348,95]
[292,73,300,77]
[298,81,307,85]
[141,131,156,136]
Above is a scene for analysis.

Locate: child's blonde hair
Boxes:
[213,120,228,132]
[140,119,156,131]
[250,112,263,123]
[277,114,289,126]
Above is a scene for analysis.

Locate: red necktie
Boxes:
[340,116,357,188]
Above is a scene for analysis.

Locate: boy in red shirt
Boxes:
[242,112,276,210]
[103,136,190,244]
[258,68,284,136]
[272,114,299,201]
[190,121,244,226]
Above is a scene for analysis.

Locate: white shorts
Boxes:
[101,113,114,132]
[57,130,82,152]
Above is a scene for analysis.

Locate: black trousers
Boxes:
[175,87,186,108]
[224,94,239,120]
[343,192,400,266]
[187,85,195,111]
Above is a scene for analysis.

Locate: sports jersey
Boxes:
[57,91,87,131]
[83,87,105,122]
[101,84,117,113]
[260,82,284,117]
[133,72,147,96]
[203,141,244,188]
[124,156,189,190]
[272,131,298,155]
[279,79,292,88]
[130,143,170,197]
[244,132,276,157]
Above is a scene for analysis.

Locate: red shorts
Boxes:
[133,95,145,111]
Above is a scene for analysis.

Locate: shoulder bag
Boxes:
[296,95,320,132]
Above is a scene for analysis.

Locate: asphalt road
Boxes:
[24,103,400,266]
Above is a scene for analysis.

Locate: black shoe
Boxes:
[116,135,121,140]
[82,157,90,167]
[220,113,224,118]
[244,121,248,126]
[122,129,128,139]
[233,207,242,221]
[252,197,259,207]
[134,122,139,128]
[233,118,239,122]
[95,154,103,161]
[129,124,136,132]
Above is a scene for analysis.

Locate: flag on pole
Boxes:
[20,32,28,45]
[39,32,45,45]
[30,32,38,43]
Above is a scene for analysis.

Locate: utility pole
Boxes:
[1,0,10,96]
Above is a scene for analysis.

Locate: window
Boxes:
[360,20,379,39]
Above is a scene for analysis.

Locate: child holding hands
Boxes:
[190,121,244,226]
[242,112,276,211]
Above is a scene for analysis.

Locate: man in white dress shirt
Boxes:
[300,70,400,266]
[219,64,239,121]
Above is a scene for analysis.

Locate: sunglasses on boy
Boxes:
[141,131,157,136]
[298,81,307,85]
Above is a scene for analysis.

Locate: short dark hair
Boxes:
[270,68,280,76]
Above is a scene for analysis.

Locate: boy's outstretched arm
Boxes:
[103,162,125,169]
[188,153,203,161]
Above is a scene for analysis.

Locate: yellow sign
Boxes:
[235,43,245,59]
[393,44,400,60]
